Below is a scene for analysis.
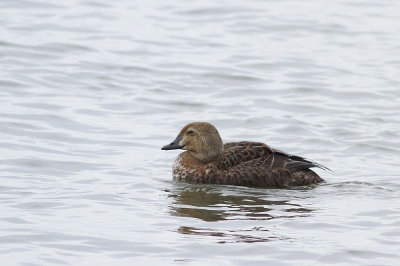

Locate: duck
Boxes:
[162,122,327,188]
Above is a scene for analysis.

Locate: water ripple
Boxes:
[1,0,399,265]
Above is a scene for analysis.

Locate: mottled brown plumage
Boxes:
[162,122,326,188]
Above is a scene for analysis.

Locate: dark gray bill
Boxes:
[161,135,183,150]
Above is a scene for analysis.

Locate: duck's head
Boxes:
[161,122,223,162]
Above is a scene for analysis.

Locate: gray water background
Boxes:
[1,0,400,265]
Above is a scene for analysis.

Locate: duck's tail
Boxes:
[272,148,332,172]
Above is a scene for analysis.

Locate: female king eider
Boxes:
[162,122,328,187]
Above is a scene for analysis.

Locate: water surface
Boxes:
[1,0,400,265]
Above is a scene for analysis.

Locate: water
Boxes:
[1,0,400,265]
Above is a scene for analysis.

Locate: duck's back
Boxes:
[173,141,324,187]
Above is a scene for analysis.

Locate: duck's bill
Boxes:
[161,135,183,150]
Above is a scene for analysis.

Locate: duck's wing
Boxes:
[223,141,268,150]
[216,142,274,170]
[220,142,326,172]
[205,142,326,187]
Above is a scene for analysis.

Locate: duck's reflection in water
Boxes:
[177,226,276,244]
[169,183,314,243]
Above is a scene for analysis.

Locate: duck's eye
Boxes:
[187,130,195,134]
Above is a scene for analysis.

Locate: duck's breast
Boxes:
[172,152,206,182]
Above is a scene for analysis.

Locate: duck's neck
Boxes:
[191,137,224,162]
[191,147,223,162]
